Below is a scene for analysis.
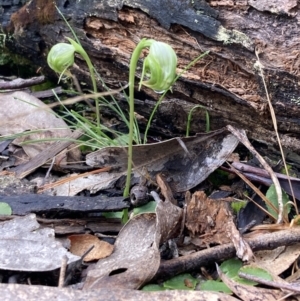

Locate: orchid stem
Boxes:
[67,38,100,128]
[123,39,152,197]
[78,50,99,128]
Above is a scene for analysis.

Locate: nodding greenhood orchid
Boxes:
[47,42,75,76]
[47,37,100,126]
[123,39,178,199]
[47,38,93,79]
[139,40,177,93]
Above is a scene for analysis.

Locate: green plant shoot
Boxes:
[186,105,210,136]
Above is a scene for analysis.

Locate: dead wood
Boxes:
[0,215,122,234]
[0,75,45,89]
[2,0,300,161]
[0,193,129,215]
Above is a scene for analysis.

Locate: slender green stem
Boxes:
[143,92,167,144]
[123,39,152,197]
[79,51,100,127]
[186,105,210,137]
[56,6,100,127]
[67,38,100,128]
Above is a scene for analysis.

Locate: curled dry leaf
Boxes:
[83,195,183,290]
[186,191,253,261]
[254,244,300,276]
[83,213,160,290]
[69,234,113,262]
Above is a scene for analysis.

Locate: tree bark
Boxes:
[2,0,300,161]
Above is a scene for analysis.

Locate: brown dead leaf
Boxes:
[69,234,113,262]
[186,191,232,245]
[83,213,160,290]
[49,129,238,196]
[217,264,286,301]
[255,244,300,276]
[86,128,239,193]
[156,173,177,205]
[0,91,79,163]
[186,191,253,261]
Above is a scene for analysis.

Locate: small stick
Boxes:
[58,255,68,288]
[227,125,283,224]
[0,76,45,90]
[255,50,297,216]
[238,271,300,293]
[42,157,55,186]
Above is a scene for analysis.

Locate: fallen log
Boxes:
[1,0,300,161]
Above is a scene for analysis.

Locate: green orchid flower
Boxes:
[47,42,75,75]
[47,37,100,126]
[139,40,177,93]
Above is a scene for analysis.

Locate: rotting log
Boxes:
[1,0,300,162]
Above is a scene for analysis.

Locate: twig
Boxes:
[38,166,111,193]
[58,256,68,288]
[155,227,300,281]
[43,157,55,185]
[46,85,128,109]
[227,125,283,224]
[0,76,45,90]
[255,50,297,216]
[150,191,162,203]
[228,162,279,222]
[31,87,63,98]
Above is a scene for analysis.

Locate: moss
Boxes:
[0,45,35,76]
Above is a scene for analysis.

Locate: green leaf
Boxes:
[219,259,271,287]
[200,280,232,294]
[220,258,242,278]
[133,201,157,216]
[0,202,12,215]
[238,266,272,285]
[141,284,167,291]
[265,184,291,219]
[163,273,198,290]
[231,200,247,214]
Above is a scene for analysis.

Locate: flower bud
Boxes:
[47,43,75,74]
[140,41,177,93]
